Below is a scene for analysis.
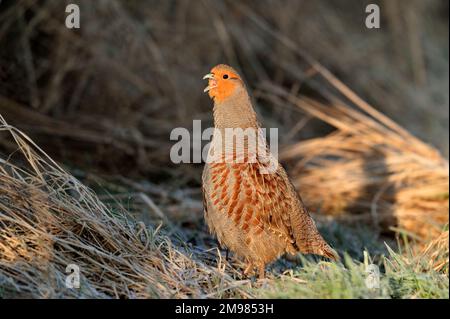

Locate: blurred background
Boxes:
[0,0,448,245]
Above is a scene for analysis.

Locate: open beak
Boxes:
[203,73,216,93]
[202,73,214,80]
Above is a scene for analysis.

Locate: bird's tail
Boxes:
[319,243,340,261]
[289,199,340,261]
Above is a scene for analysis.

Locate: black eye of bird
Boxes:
[223,74,229,79]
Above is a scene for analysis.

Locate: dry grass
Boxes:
[414,230,449,274]
[263,84,449,242]
[0,116,252,298]
[0,0,447,173]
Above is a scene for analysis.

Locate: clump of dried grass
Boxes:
[0,116,251,298]
[262,83,448,243]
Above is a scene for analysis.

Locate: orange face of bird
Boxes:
[203,64,243,103]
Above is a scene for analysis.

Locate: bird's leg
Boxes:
[243,263,254,277]
[225,248,229,261]
[258,263,265,279]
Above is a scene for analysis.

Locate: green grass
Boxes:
[254,249,449,299]
[249,222,448,299]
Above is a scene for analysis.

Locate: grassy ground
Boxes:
[0,118,448,298]
[0,0,448,299]
[256,252,449,299]
[255,225,449,299]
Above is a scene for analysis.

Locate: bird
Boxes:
[201,64,338,279]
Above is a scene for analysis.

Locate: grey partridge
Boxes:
[202,64,338,279]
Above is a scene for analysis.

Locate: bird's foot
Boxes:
[243,263,266,279]
[258,263,265,279]
[243,263,254,277]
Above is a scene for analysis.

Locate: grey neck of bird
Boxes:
[212,86,259,130]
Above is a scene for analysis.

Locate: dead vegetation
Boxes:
[263,85,448,241]
[0,0,448,298]
[0,117,253,298]
[415,230,448,274]
[0,0,448,173]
